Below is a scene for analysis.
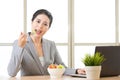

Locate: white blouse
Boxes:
[39,56,45,66]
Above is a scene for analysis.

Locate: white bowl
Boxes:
[47,68,65,78]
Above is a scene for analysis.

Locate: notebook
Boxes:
[69,46,120,78]
[95,46,120,77]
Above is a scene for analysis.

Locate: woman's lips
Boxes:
[35,30,42,35]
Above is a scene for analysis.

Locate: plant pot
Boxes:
[85,66,101,80]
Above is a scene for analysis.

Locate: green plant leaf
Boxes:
[82,52,106,66]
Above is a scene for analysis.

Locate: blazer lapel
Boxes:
[27,35,45,74]
[42,39,52,74]
[42,39,50,64]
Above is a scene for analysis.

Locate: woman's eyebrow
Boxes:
[36,18,49,24]
[36,18,41,20]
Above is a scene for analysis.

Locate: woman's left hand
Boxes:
[76,68,86,74]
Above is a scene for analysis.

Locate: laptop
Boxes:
[69,46,120,78]
[95,46,120,77]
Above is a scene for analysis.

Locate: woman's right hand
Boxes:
[18,32,27,48]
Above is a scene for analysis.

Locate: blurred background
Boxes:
[0,0,119,76]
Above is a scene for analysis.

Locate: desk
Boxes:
[1,76,120,80]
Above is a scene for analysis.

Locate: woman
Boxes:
[7,9,85,77]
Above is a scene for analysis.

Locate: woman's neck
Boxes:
[31,35,42,44]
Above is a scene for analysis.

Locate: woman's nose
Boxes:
[38,24,43,29]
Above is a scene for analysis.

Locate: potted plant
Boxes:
[82,52,105,79]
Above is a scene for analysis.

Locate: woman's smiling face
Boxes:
[31,14,50,38]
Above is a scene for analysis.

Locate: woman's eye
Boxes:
[44,23,48,26]
[37,21,40,23]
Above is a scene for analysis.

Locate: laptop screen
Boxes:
[95,46,120,77]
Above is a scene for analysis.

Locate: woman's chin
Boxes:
[35,34,42,38]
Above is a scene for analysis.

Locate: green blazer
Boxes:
[7,33,76,77]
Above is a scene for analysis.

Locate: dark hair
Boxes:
[32,9,53,28]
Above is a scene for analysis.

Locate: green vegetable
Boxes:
[32,30,36,34]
